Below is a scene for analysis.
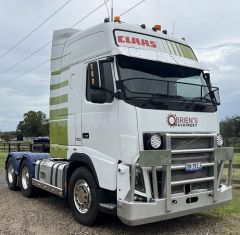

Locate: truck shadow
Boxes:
[31,190,222,234]
[96,213,222,234]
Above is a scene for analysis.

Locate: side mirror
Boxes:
[91,90,106,103]
[203,71,211,84]
[88,62,101,89]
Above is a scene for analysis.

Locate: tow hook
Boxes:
[172,200,177,204]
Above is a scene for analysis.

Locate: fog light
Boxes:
[217,134,223,147]
[135,167,145,193]
[150,134,161,149]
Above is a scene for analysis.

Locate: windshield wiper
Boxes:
[151,94,186,100]
[190,97,214,104]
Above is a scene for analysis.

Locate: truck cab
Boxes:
[5,20,234,226]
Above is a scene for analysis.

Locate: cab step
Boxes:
[99,203,117,215]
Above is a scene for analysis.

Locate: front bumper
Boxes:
[117,133,234,226]
[118,185,232,226]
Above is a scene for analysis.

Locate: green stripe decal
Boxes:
[50,80,69,90]
[186,47,197,60]
[180,44,187,58]
[170,42,177,55]
[51,70,61,76]
[158,38,198,61]
[50,94,68,105]
[161,40,168,53]
[175,43,183,57]
[183,45,191,59]
[166,41,172,53]
[51,67,70,76]
[50,108,68,119]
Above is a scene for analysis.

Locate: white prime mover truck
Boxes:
[5,18,234,226]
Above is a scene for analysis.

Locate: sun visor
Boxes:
[116,47,206,71]
[171,54,207,70]
[117,47,176,65]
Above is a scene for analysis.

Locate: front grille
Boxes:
[171,168,210,182]
[170,134,215,195]
[148,133,216,198]
[171,137,212,150]
[172,153,210,165]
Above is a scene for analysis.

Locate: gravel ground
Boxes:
[0,169,237,235]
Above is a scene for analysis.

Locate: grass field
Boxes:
[0,150,239,230]
[206,189,240,234]
[0,151,7,169]
[222,153,240,180]
[234,153,240,163]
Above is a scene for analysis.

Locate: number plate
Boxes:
[186,162,202,172]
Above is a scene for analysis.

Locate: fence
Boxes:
[0,142,239,185]
[224,164,240,185]
[234,148,240,153]
[0,142,49,153]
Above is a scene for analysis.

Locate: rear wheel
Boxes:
[6,157,17,190]
[19,160,35,197]
[68,167,99,226]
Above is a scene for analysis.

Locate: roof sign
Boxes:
[114,30,197,61]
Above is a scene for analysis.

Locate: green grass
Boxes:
[222,153,240,180]
[233,153,240,179]
[234,153,240,164]
[0,151,7,169]
[207,189,240,218]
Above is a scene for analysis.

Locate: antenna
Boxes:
[172,20,175,36]
[111,0,113,21]
[103,0,110,18]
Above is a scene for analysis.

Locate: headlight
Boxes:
[150,134,162,149]
[217,134,223,147]
[143,133,163,150]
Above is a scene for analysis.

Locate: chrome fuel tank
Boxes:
[35,159,68,189]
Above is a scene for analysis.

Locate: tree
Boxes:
[16,111,49,137]
[220,115,240,146]
[0,131,16,142]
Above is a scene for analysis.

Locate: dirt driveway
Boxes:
[0,169,238,235]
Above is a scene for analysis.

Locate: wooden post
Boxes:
[17,143,20,152]
[8,143,11,153]
[30,143,33,152]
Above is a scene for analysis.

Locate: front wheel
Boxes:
[19,160,35,197]
[6,157,17,190]
[68,167,99,226]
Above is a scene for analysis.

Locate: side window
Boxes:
[86,61,114,103]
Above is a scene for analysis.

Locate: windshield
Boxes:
[116,55,219,112]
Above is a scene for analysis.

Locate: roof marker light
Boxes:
[114,16,121,22]
[104,18,110,23]
[152,24,161,31]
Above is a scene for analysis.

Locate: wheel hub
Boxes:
[74,179,91,214]
[21,166,29,190]
[7,162,14,183]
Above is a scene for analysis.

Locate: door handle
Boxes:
[82,133,89,139]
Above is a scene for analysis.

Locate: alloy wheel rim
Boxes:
[73,179,91,214]
[7,162,14,184]
[21,166,29,190]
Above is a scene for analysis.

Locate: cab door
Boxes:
[81,59,119,162]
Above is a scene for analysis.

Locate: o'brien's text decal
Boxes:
[117,35,157,48]
[167,114,198,127]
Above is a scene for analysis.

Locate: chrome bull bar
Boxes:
[129,133,234,213]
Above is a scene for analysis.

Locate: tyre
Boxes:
[6,157,18,190]
[19,159,35,197]
[68,167,99,226]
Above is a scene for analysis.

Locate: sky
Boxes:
[0,0,240,131]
